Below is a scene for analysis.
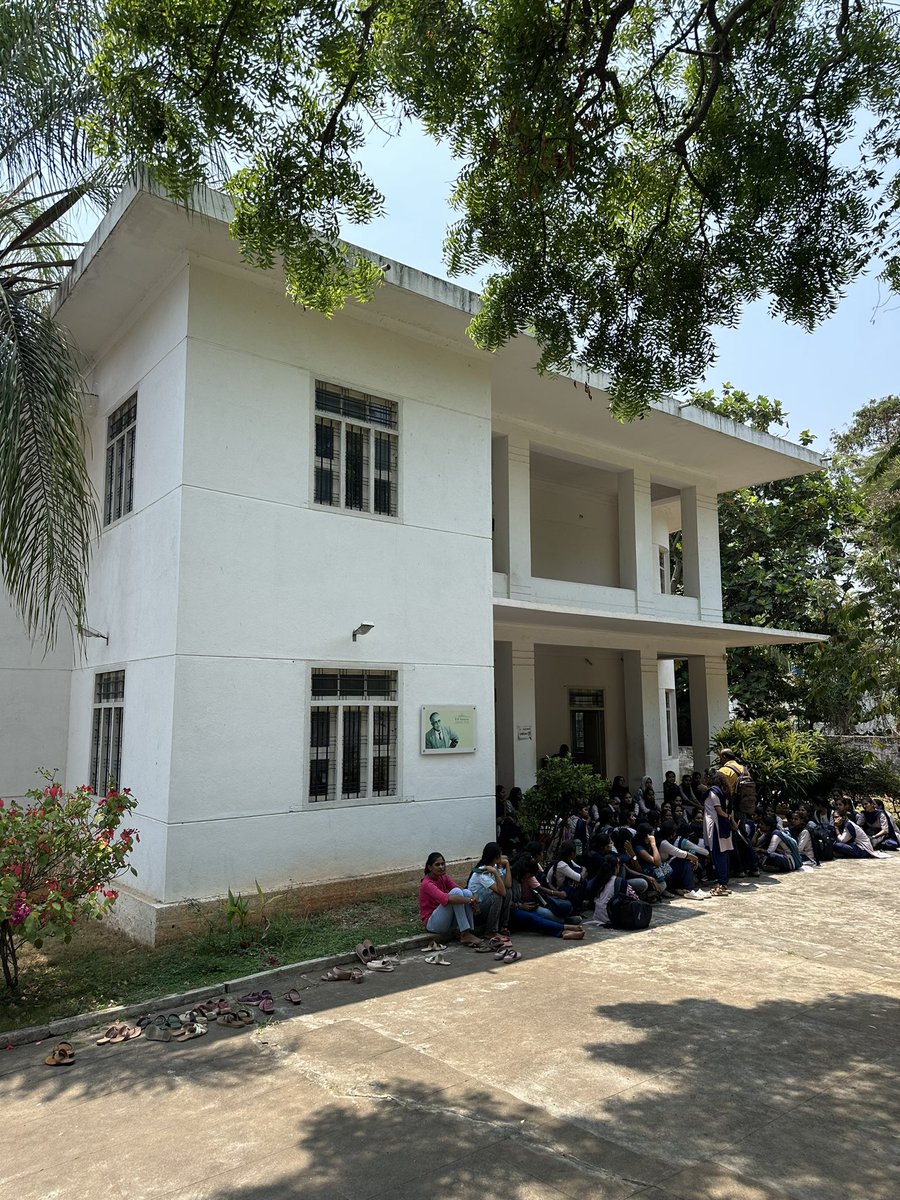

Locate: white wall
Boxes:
[531,480,619,586]
[141,263,498,902]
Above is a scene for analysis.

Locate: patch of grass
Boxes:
[0,894,421,1032]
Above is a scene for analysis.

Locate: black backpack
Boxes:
[608,877,653,930]
[808,824,835,864]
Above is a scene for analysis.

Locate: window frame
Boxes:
[90,669,126,794]
[310,379,401,522]
[305,665,401,809]
[103,393,137,527]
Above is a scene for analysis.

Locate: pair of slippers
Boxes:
[424,953,451,966]
[44,1041,75,1066]
[494,947,522,963]
[355,940,398,972]
[237,990,275,1014]
[96,1021,142,1045]
[321,966,365,983]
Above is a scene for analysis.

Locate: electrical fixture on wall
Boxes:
[352,622,375,642]
[77,624,109,644]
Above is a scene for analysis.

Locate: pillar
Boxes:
[507,436,533,600]
[511,642,537,790]
[688,654,729,770]
[623,649,663,789]
[618,469,656,610]
[681,487,724,620]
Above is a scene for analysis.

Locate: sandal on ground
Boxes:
[709,884,731,897]
[145,1025,172,1042]
[44,1041,75,1066]
[96,1022,128,1045]
[366,958,396,972]
[494,948,522,962]
[424,953,451,965]
[488,935,511,949]
[321,967,365,983]
[355,939,378,965]
[174,1021,208,1041]
[237,991,262,1005]
[283,989,303,1005]
[461,938,484,949]
[259,996,275,1014]
[219,1007,255,1026]
[108,1024,142,1044]
[165,1013,184,1030]
[420,940,447,953]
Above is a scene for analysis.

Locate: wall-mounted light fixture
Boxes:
[77,624,109,644]
[352,622,375,642]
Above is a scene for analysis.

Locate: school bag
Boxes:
[608,877,652,930]
[721,758,757,815]
[807,824,835,864]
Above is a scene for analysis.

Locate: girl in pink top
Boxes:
[418,851,482,946]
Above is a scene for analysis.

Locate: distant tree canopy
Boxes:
[693,386,900,733]
[90,0,900,417]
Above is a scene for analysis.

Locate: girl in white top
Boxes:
[551,839,587,907]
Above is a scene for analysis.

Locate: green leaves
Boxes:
[86,1,900,416]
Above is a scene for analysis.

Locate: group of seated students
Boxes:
[433,759,900,943]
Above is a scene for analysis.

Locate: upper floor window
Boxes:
[104,395,137,525]
[309,668,398,803]
[91,670,125,793]
[314,382,398,517]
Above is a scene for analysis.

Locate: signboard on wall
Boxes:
[421,706,477,754]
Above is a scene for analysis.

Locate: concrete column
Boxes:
[681,487,723,620]
[688,654,729,770]
[507,437,533,600]
[493,640,514,788]
[491,436,510,576]
[511,642,537,790]
[623,649,663,789]
[618,469,655,609]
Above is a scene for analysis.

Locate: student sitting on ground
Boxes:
[631,822,673,894]
[584,830,614,902]
[753,815,801,872]
[521,842,577,922]
[550,839,588,909]
[419,852,483,946]
[609,775,629,803]
[787,811,818,866]
[610,826,656,898]
[592,854,627,926]
[857,798,900,851]
[656,820,710,898]
[833,810,883,858]
[508,855,584,939]
[467,842,513,939]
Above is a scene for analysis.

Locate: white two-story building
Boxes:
[0,184,824,940]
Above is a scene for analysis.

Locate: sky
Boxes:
[341,122,899,454]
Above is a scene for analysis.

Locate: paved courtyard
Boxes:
[3,858,898,1200]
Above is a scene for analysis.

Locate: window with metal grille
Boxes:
[309,669,398,802]
[90,670,125,793]
[104,395,137,525]
[313,382,398,517]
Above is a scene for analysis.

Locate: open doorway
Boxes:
[568,688,606,774]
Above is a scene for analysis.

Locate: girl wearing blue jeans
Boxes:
[418,851,482,946]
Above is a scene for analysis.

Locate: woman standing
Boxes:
[701,776,734,897]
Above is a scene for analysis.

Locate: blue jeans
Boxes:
[510,907,565,936]
[832,842,868,859]
[426,888,475,935]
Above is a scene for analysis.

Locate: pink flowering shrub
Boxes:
[0,772,138,991]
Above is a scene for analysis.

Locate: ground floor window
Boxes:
[90,670,125,793]
[309,669,398,802]
[568,687,606,775]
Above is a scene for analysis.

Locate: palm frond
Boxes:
[0,287,99,645]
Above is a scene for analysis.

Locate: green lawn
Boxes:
[0,895,421,1033]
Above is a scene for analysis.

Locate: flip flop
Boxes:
[235,1007,256,1025]
[165,1014,183,1030]
[420,941,447,953]
[259,997,275,1014]
[44,1041,75,1066]
[96,1022,127,1045]
[136,1015,153,1029]
[238,991,262,1005]
[321,967,365,983]
[283,989,303,1005]
[366,959,395,972]
[108,1024,143,1044]
[174,1022,208,1041]
[145,1025,172,1042]
[494,947,522,962]
[424,953,451,965]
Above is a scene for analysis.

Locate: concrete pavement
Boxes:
[3,858,899,1200]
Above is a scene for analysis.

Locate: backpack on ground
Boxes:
[608,877,652,930]
[808,825,835,864]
